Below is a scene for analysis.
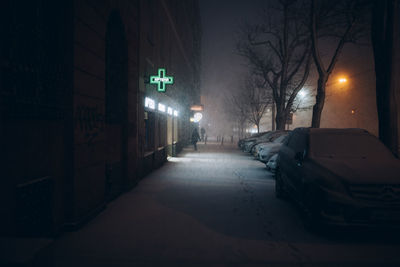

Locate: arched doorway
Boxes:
[105,10,128,200]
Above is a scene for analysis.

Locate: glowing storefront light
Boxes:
[190,105,204,111]
[145,97,155,109]
[158,103,166,112]
[150,68,174,92]
[193,112,203,122]
[167,107,173,115]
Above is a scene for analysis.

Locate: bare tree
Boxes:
[244,76,271,133]
[238,0,312,130]
[371,0,399,157]
[226,89,249,139]
[310,0,371,127]
[229,75,271,134]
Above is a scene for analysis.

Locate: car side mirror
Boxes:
[294,151,304,161]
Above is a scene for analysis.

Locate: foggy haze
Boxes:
[200,0,263,138]
[199,0,378,138]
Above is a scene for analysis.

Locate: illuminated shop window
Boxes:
[158,103,166,112]
[145,97,155,109]
[145,111,155,151]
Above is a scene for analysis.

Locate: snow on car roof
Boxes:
[308,128,393,159]
[309,128,369,135]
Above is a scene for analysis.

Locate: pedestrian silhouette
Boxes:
[200,127,206,141]
[191,128,200,151]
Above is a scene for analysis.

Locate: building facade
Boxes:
[0,0,201,237]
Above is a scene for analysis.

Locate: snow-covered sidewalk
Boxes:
[52,143,400,266]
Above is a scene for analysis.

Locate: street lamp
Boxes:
[298,89,307,99]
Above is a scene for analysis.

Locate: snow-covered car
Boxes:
[238,132,268,149]
[275,127,400,228]
[252,141,270,158]
[258,134,288,162]
[248,130,289,154]
[266,153,278,172]
[243,132,271,152]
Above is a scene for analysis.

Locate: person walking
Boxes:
[191,128,200,151]
[200,127,206,142]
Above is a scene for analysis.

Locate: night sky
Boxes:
[199,0,264,136]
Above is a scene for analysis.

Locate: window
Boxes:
[158,113,167,147]
[167,116,173,145]
[145,111,155,151]
[174,117,178,143]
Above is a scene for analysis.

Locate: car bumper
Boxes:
[317,189,400,227]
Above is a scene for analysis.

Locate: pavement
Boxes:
[52,142,400,266]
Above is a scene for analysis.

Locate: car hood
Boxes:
[310,157,400,184]
[260,143,281,154]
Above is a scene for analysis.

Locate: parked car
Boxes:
[266,153,278,172]
[247,130,289,154]
[258,134,289,162]
[252,141,270,158]
[238,132,268,149]
[242,132,271,152]
[275,127,400,228]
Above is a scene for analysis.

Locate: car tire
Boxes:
[275,169,287,199]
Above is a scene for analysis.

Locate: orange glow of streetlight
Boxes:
[338,77,347,83]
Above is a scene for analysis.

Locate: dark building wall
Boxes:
[396,1,400,156]
[0,0,200,237]
[70,0,140,225]
[0,0,74,236]
[138,0,202,172]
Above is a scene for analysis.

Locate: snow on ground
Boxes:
[53,142,400,266]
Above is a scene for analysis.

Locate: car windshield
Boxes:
[273,134,287,143]
[260,131,285,142]
[310,133,393,159]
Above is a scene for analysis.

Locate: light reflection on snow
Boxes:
[167,156,216,163]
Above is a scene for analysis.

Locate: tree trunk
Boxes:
[276,113,286,130]
[311,76,327,128]
[271,102,276,131]
[371,0,398,157]
[275,102,286,130]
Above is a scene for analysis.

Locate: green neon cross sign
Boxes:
[150,68,174,92]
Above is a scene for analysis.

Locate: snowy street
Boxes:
[54,142,400,266]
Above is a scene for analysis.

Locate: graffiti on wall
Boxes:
[74,105,104,146]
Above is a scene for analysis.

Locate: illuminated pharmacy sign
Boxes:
[150,68,174,92]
